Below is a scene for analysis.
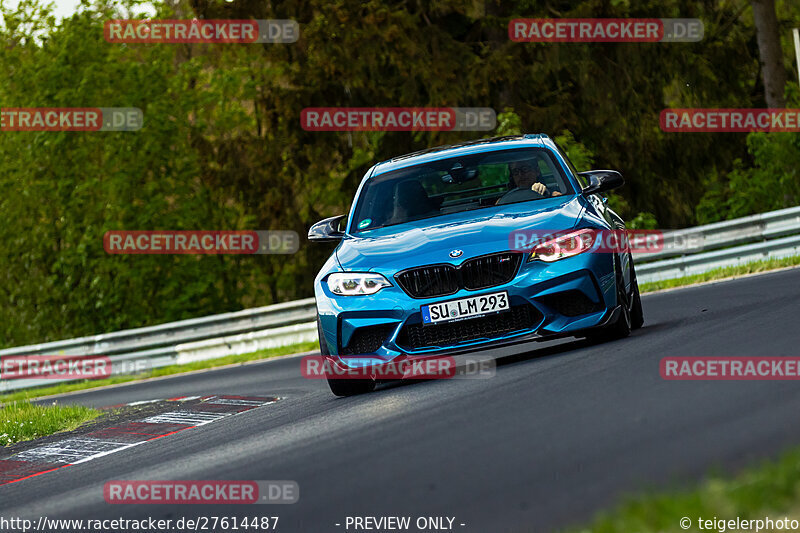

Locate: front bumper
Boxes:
[315,251,616,368]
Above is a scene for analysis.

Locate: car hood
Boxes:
[336,196,586,273]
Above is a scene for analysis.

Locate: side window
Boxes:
[478,163,510,188]
[552,141,587,189]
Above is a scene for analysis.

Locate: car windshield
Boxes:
[351,148,573,233]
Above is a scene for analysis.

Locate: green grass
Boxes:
[0,401,101,446]
[640,255,800,293]
[570,445,800,533]
[0,341,318,404]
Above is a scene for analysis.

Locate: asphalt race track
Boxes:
[2,268,800,533]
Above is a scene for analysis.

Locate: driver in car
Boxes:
[508,159,562,197]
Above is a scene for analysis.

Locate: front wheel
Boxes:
[629,261,644,330]
[587,256,633,342]
[317,318,376,397]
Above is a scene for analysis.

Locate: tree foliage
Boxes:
[0,0,798,346]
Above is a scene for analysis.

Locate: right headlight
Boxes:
[327,272,392,296]
[528,229,597,262]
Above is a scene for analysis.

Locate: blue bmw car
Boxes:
[309,134,644,396]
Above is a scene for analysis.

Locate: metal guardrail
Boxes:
[1,206,799,393]
[634,206,800,283]
[0,299,317,392]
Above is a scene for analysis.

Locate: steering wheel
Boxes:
[495,188,545,206]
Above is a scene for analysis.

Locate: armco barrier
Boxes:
[635,233,800,283]
[0,299,317,392]
[1,206,799,392]
[634,206,800,283]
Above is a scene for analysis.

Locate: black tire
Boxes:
[629,260,644,330]
[587,256,632,341]
[317,318,376,397]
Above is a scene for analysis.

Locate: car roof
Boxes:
[371,133,554,175]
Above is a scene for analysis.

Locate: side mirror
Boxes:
[308,215,346,242]
[579,170,624,196]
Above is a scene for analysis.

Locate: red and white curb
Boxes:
[0,395,277,486]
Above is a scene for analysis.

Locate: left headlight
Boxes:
[327,272,392,296]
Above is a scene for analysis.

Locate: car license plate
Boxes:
[421,291,510,325]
